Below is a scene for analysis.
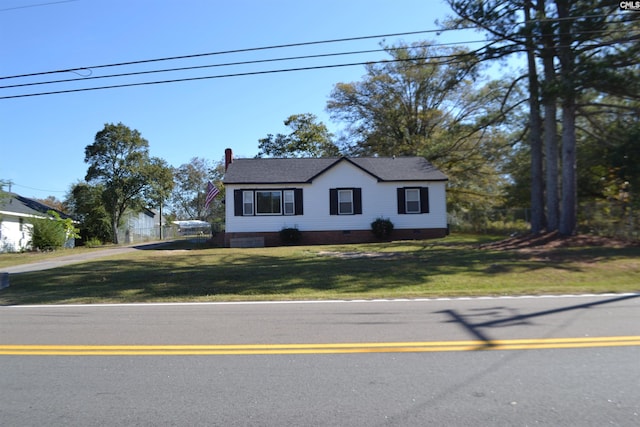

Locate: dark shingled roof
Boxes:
[0,193,74,220]
[223,157,448,184]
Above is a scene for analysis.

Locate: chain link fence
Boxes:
[115,222,225,245]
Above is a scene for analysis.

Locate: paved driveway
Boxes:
[2,241,173,274]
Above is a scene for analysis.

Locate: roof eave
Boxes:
[378,178,449,182]
[223,181,311,185]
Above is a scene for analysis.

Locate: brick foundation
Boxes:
[222,228,448,247]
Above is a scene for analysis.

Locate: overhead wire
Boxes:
[4,34,638,100]
[0,40,487,90]
[0,32,505,100]
[2,11,632,81]
[1,12,637,100]
[0,0,77,12]
[0,29,454,81]
[0,58,451,100]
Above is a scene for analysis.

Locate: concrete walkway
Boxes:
[2,241,175,274]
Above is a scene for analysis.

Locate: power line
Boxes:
[0,0,77,12]
[4,10,636,83]
[0,40,485,90]
[2,12,626,82]
[1,38,508,100]
[0,29,453,81]
[0,58,435,100]
[2,12,636,99]
[5,28,639,100]
[3,10,634,83]
[11,182,67,194]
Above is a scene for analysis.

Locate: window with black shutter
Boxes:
[330,188,362,215]
[397,187,429,214]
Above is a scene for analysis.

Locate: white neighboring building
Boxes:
[222,149,449,247]
[0,193,75,253]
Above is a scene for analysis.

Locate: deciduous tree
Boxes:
[257,113,340,158]
[327,42,513,216]
[143,157,174,239]
[170,157,224,222]
[84,122,170,244]
[65,182,112,244]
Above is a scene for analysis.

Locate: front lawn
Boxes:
[1,234,638,305]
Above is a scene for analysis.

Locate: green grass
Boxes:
[1,234,639,305]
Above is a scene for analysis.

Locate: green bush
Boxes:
[280,227,301,244]
[31,217,66,251]
[371,218,394,239]
[30,211,80,251]
[85,237,103,248]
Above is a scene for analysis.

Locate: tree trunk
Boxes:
[159,201,163,240]
[555,0,577,236]
[539,0,560,231]
[525,1,545,233]
[544,99,560,231]
[112,216,120,244]
[558,99,578,236]
[559,101,577,235]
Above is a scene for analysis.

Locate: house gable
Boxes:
[308,157,381,182]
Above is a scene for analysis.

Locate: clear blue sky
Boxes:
[1,0,487,201]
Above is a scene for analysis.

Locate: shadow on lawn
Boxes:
[1,243,638,305]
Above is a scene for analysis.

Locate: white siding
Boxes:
[0,216,33,253]
[225,161,447,233]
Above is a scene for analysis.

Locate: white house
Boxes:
[222,149,448,247]
[0,193,75,253]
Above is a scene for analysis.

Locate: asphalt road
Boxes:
[1,295,639,426]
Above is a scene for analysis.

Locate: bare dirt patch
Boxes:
[317,251,402,259]
[152,249,190,256]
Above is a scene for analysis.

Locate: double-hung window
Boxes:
[338,189,353,215]
[283,190,295,215]
[405,188,421,214]
[242,191,254,215]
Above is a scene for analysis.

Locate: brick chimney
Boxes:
[224,148,233,171]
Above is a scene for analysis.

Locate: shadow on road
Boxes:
[436,293,640,348]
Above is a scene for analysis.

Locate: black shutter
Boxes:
[397,188,406,214]
[234,190,243,216]
[353,188,362,214]
[329,189,338,215]
[294,188,303,215]
[420,187,430,213]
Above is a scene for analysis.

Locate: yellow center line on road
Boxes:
[1,336,639,356]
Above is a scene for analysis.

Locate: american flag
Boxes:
[204,181,220,209]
